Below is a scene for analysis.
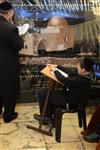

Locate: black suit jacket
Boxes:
[0,15,24,97]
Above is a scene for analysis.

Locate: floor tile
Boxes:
[0,103,97,150]
[46,142,85,150]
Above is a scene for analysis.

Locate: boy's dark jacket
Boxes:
[54,65,94,108]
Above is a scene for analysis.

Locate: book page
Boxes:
[17,23,29,35]
[51,68,68,78]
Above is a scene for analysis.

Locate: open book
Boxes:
[51,68,68,78]
[17,23,29,35]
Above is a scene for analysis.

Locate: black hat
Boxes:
[84,57,94,71]
[0,1,12,10]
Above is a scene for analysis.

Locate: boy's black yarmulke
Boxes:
[84,57,94,71]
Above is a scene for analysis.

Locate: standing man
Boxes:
[0,1,24,123]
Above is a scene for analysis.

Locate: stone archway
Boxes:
[37,39,47,56]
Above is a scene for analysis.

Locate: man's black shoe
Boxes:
[33,113,52,125]
[84,133,100,143]
[3,112,18,123]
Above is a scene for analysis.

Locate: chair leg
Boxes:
[55,108,64,143]
[77,108,87,130]
[77,110,82,127]
[82,109,87,130]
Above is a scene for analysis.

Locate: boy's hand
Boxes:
[47,64,57,68]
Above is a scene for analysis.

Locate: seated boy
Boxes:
[34,57,95,125]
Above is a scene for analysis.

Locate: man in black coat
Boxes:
[0,1,24,123]
[34,57,95,124]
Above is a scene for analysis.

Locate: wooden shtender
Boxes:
[27,65,60,136]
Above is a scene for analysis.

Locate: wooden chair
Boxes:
[55,98,87,143]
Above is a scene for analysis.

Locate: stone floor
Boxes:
[0,103,97,150]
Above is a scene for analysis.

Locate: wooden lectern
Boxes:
[27,65,61,136]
